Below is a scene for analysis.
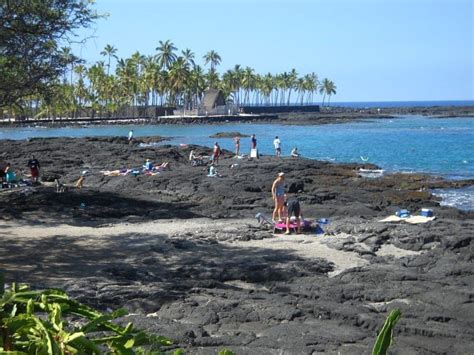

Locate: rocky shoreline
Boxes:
[0,137,473,354]
[1,105,472,128]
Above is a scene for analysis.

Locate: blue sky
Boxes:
[73,0,473,102]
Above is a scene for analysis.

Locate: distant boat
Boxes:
[360,156,369,161]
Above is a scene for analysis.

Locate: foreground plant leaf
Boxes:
[0,280,172,354]
[372,309,402,355]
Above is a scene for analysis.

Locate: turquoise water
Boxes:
[331,100,474,108]
[1,116,473,209]
[1,116,472,178]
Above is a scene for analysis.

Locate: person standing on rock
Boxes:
[251,134,257,149]
[234,136,241,156]
[128,129,134,144]
[27,155,40,183]
[273,136,281,157]
[212,142,221,165]
[271,172,286,222]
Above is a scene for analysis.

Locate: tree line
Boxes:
[1,1,336,119]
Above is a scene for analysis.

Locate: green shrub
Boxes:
[0,279,172,354]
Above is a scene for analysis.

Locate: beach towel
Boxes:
[379,215,436,224]
[274,219,313,232]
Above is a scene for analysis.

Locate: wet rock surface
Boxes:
[209,132,250,138]
[0,137,473,354]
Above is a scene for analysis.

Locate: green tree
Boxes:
[100,44,118,76]
[0,0,98,107]
[205,68,221,89]
[181,48,195,68]
[320,78,337,107]
[203,50,222,71]
[168,57,190,108]
[242,66,255,105]
[155,39,177,70]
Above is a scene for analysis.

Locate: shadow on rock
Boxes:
[0,187,199,227]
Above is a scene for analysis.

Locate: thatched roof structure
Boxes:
[201,89,226,110]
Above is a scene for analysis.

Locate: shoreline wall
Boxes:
[241,105,320,114]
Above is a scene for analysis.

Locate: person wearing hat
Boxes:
[271,172,286,222]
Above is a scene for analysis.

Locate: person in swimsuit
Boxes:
[212,142,221,165]
[234,136,240,156]
[271,172,286,221]
[285,193,301,234]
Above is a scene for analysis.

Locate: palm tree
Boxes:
[242,66,255,105]
[326,80,337,106]
[319,78,329,107]
[205,68,220,89]
[100,44,118,76]
[155,40,177,70]
[286,69,298,105]
[306,72,319,104]
[181,48,195,68]
[168,57,190,110]
[203,50,221,71]
[59,47,81,85]
[73,64,88,108]
[190,65,206,108]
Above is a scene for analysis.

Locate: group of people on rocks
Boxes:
[0,156,41,187]
[230,134,300,159]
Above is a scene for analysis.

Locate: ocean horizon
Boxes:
[313,100,474,108]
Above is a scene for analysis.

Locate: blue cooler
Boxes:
[317,218,329,225]
[396,209,410,218]
[421,208,433,217]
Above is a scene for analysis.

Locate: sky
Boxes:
[72,0,474,103]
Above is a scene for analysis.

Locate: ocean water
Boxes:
[431,186,474,212]
[330,100,474,108]
[1,115,473,209]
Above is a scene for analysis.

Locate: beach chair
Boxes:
[255,213,274,230]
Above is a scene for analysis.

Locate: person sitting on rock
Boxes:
[75,173,85,189]
[144,159,154,171]
[154,162,169,171]
[291,147,300,158]
[190,150,204,166]
[4,163,16,183]
[207,163,221,177]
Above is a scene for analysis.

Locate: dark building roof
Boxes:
[201,89,226,110]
